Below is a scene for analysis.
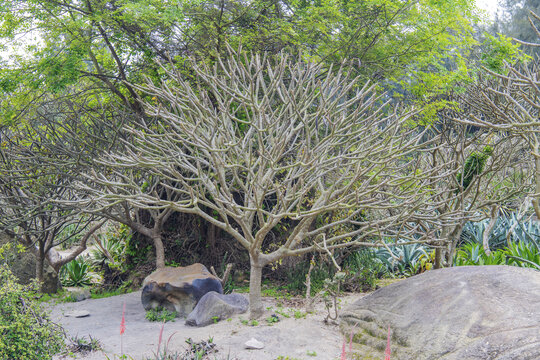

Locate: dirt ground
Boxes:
[49,291,365,360]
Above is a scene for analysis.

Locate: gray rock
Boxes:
[141,264,223,317]
[0,233,61,293]
[244,338,264,350]
[340,266,540,360]
[185,291,248,327]
[65,310,90,318]
[65,287,91,302]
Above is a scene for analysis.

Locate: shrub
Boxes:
[0,264,64,359]
[283,258,335,295]
[90,224,131,271]
[342,250,387,291]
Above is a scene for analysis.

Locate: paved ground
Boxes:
[49,291,364,360]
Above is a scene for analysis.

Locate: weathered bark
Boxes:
[152,234,166,269]
[482,205,499,256]
[446,223,465,266]
[249,255,264,319]
[434,248,443,269]
[207,222,219,249]
[36,249,44,285]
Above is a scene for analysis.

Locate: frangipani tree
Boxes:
[457,28,540,219]
[418,116,529,267]
[0,124,105,287]
[106,51,445,318]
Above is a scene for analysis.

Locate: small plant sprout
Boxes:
[293,310,306,319]
[266,314,279,324]
[307,350,317,356]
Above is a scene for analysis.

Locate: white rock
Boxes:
[65,310,90,318]
[244,337,264,350]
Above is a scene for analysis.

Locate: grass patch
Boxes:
[91,287,132,300]
[145,307,177,322]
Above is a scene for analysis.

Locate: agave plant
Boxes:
[509,215,540,249]
[504,242,540,270]
[460,218,508,250]
[374,241,428,276]
[460,214,540,251]
[60,256,98,287]
[453,243,506,266]
[89,225,130,271]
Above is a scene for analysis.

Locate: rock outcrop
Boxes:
[340,265,540,360]
[141,264,222,317]
[185,291,248,326]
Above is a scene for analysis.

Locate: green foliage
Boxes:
[498,0,540,57]
[480,34,529,73]
[460,214,540,250]
[454,241,540,270]
[57,223,84,250]
[343,249,388,291]
[456,145,493,192]
[454,243,507,266]
[283,260,335,295]
[460,218,508,250]
[60,256,97,287]
[505,241,540,270]
[0,0,486,128]
[0,264,64,359]
[90,224,131,271]
[145,307,177,322]
[374,241,430,276]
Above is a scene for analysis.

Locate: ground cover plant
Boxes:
[0,264,64,359]
[454,216,540,270]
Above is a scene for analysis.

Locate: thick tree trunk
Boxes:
[152,234,166,269]
[36,249,44,286]
[446,223,465,266]
[207,222,218,248]
[249,256,264,319]
[434,248,443,269]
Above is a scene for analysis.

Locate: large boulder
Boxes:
[141,264,222,317]
[185,291,249,327]
[340,266,540,360]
